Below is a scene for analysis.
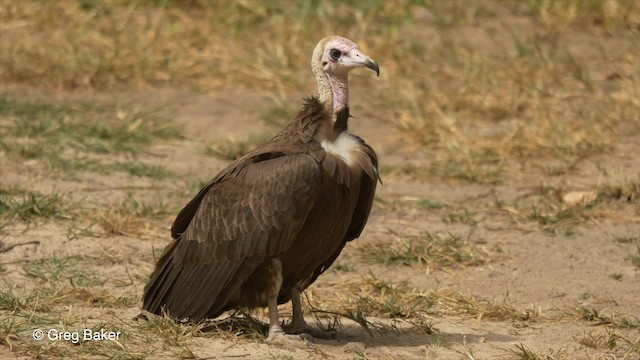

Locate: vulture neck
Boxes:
[317,72,349,118]
[315,72,350,139]
[312,56,349,131]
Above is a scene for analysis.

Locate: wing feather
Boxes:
[346,138,380,240]
[306,136,379,284]
[143,153,321,320]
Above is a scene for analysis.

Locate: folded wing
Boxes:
[142,153,322,320]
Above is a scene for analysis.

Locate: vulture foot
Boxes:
[265,330,315,349]
[286,321,334,339]
[288,318,309,333]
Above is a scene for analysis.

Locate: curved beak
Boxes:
[346,48,380,77]
[365,58,380,77]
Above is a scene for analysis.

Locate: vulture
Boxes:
[142,36,380,346]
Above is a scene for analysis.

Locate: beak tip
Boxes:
[369,60,380,77]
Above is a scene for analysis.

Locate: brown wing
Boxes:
[170,151,288,239]
[143,153,322,321]
[171,182,214,239]
[309,137,379,282]
[345,139,379,240]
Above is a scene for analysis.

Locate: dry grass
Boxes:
[575,329,640,353]
[202,133,273,160]
[94,194,177,238]
[0,0,638,358]
[0,187,74,223]
[572,305,640,329]
[0,95,180,179]
[1,1,638,183]
[377,1,638,183]
[358,231,489,270]
[307,275,541,337]
[490,180,640,236]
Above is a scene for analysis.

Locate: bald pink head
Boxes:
[311,36,379,113]
[314,36,379,77]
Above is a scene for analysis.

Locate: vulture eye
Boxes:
[329,49,341,61]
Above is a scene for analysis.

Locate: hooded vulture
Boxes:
[142,36,380,345]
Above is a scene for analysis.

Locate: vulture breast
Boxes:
[321,132,364,168]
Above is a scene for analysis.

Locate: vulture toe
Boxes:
[265,330,315,349]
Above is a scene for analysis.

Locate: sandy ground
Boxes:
[1,88,639,359]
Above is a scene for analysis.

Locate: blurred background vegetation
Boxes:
[1,0,639,184]
[1,0,638,89]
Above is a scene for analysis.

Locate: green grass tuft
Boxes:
[359,232,488,269]
[0,187,72,222]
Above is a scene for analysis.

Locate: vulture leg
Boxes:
[266,297,285,338]
[265,297,313,348]
[291,287,308,331]
[290,287,334,339]
[264,260,313,348]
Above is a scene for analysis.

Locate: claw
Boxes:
[265,330,315,349]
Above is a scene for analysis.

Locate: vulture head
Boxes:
[311,36,379,113]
